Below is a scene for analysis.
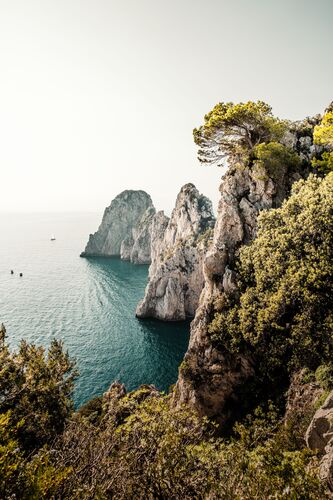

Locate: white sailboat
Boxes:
[50,234,56,241]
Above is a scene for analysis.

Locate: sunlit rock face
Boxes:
[136,183,215,321]
[174,120,316,425]
[80,190,155,263]
[306,391,333,489]
[120,206,156,264]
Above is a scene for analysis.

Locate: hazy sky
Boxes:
[0,0,332,214]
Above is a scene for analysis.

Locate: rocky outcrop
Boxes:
[174,140,311,424]
[80,190,155,263]
[284,370,324,429]
[103,381,161,425]
[306,391,333,489]
[120,206,156,264]
[136,184,215,321]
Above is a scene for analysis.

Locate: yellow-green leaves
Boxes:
[314,111,333,147]
[209,173,333,381]
[194,100,287,167]
[312,108,333,174]
[252,142,301,181]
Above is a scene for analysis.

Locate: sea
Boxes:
[0,213,190,407]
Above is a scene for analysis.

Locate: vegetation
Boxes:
[312,104,333,174]
[251,141,301,181]
[0,324,76,498]
[193,101,287,167]
[0,324,78,451]
[209,173,333,390]
[1,101,333,498]
[0,362,325,499]
[0,318,328,498]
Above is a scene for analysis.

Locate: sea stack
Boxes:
[136,183,215,321]
[81,190,155,263]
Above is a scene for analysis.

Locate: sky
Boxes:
[0,0,332,215]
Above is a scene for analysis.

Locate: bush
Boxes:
[209,174,333,386]
[312,108,333,174]
[252,141,301,181]
[0,324,78,450]
[44,393,326,499]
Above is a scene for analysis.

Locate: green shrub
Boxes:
[209,174,333,387]
[252,141,301,180]
[315,364,333,391]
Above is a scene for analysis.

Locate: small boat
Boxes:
[50,234,56,241]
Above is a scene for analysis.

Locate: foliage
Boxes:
[0,324,328,498]
[209,174,333,385]
[0,324,77,497]
[312,106,333,174]
[315,364,333,391]
[40,391,324,499]
[193,101,286,167]
[76,395,103,425]
[252,141,301,181]
[0,411,26,497]
[0,324,78,450]
[1,122,333,496]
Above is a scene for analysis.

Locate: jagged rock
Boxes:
[174,145,310,424]
[120,206,156,264]
[284,370,324,429]
[103,381,127,403]
[119,235,134,261]
[306,392,333,452]
[175,339,254,423]
[306,391,333,488]
[136,184,215,321]
[283,116,323,163]
[80,190,155,263]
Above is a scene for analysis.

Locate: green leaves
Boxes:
[0,330,78,451]
[312,108,333,174]
[209,173,333,384]
[193,101,287,167]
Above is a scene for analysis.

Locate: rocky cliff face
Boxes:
[136,184,215,321]
[306,391,333,489]
[81,190,155,263]
[174,124,316,423]
[120,206,156,264]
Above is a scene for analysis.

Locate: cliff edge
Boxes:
[136,183,215,321]
[80,190,155,263]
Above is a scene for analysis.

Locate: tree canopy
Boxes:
[0,325,78,450]
[193,101,286,167]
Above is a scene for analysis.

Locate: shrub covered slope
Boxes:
[1,101,333,499]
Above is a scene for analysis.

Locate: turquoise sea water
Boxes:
[0,213,190,407]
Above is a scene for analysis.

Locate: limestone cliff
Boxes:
[136,184,215,321]
[174,122,318,424]
[120,206,156,264]
[81,190,155,263]
[306,391,333,489]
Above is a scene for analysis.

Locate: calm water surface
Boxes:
[0,213,190,406]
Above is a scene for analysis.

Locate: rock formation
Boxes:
[306,391,333,489]
[120,206,156,264]
[174,122,318,424]
[80,190,155,263]
[136,184,215,321]
[284,370,324,428]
